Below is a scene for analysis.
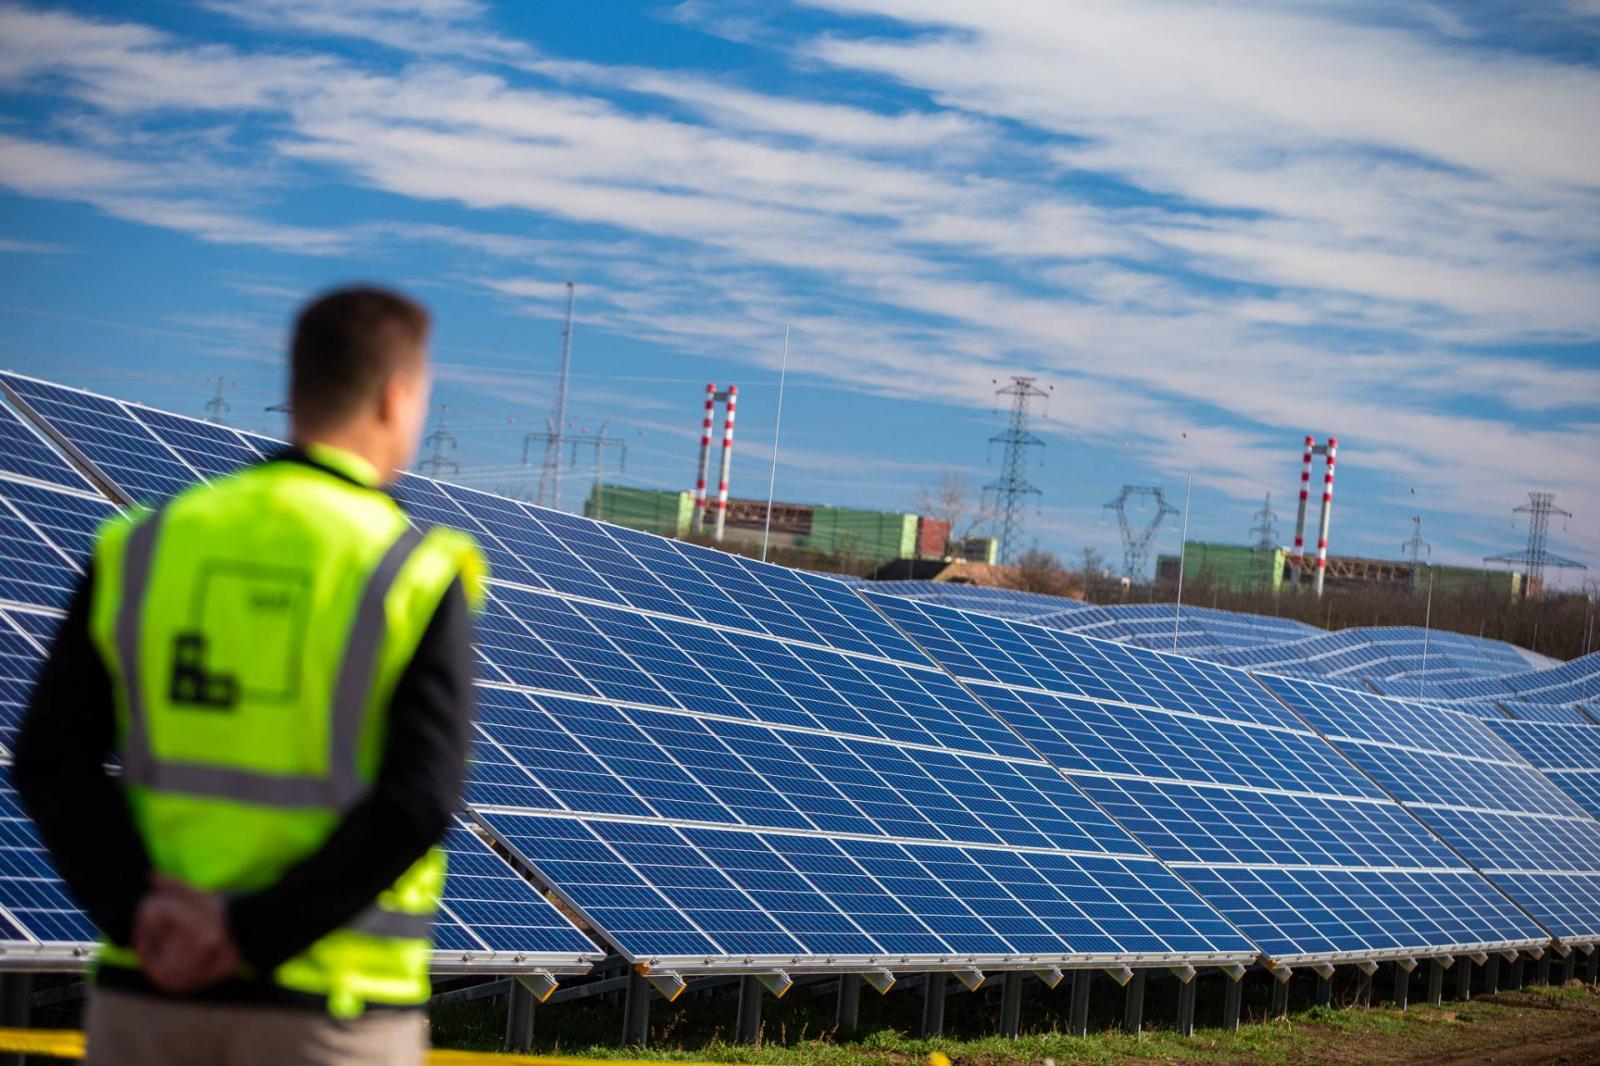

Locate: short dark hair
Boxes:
[290,286,430,429]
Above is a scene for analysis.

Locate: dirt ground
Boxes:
[1290,987,1600,1066]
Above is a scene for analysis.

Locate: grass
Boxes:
[434,998,1578,1066]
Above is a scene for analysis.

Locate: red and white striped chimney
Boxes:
[713,385,737,542]
[1313,437,1338,598]
[1290,434,1314,585]
[691,383,716,532]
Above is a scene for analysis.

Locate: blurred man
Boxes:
[16,287,484,1065]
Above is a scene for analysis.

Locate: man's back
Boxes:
[15,287,483,1066]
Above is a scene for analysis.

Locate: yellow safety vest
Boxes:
[87,444,485,1017]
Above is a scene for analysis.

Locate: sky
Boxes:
[0,0,1597,584]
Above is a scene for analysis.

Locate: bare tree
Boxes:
[915,473,996,543]
[1079,547,1107,602]
[1008,548,1074,596]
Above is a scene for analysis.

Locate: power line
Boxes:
[982,376,1050,565]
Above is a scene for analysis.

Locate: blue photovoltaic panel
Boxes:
[434,822,602,961]
[1483,719,1600,821]
[477,809,1240,965]
[1261,676,1600,945]
[0,613,47,753]
[123,404,268,482]
[0,374,197,503]
[868,593,1546,962]
[0,404,94,493]
[0,765,98,948]
[0,478,105,611]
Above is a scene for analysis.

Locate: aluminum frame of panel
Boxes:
[1258,674,1600,950]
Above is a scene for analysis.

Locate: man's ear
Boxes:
[375,369,403,426]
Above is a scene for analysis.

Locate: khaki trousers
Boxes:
[85,988,426,1066]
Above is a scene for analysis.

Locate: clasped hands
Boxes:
[133,873,242,993]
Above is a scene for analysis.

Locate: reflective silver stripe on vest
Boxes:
[115,509,165,787]
[116,518,425,809]
[347,903,434,940]
[328,526,424,808]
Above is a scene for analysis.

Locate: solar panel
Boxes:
[1260,676,1600,949]
[867,592,1548,965]
[0,403,96,494]
[0,374,197,503]
[1482,719,1600,821]
[0,764,100,961]
[0,611,48,754]
[0,476,109,611]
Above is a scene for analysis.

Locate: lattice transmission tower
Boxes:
[1104,485,1179,582]
[536,281,576,509]
[1485,492,1585,594]
[982,376,1050,565]
[418,406,459,478]
[1402,516,1431,567]
[1250,492,1280,588]
[204,374,234,425]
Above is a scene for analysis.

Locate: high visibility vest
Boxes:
[87,448,485,1018]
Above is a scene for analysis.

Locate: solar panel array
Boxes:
[4,370,1598,985]
[1420,651,1600,706]
[0,373,1257,975]
[0,374,602,973]
[1261,676,1600,948]
[864,593,1546,964]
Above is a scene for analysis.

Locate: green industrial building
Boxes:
[1155,541,1526,598]
[582,483,993,565]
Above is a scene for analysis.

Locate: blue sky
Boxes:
[1,1,1597,583]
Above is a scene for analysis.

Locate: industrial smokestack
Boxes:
[692,383,716,533]
[1290,434,1314,586]
[1313,437,1338,598]
[713,385,737,542]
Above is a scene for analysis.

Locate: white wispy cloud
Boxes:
[0,0,1594,569]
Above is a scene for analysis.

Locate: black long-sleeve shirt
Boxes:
[12,451,474,1007]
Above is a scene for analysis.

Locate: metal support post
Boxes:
[1176,975,1196,1037]
[1069,970,1091,1037]
[505,979,535,1053]
[1456,958,1472,1002]
[1537,955,1551,986]
[1393,964,1409,1010]
[1314,973,1332,1007]
[1271,976,1289,1018]
[1222,973,1243,1031]
[1483,956,1499,995]
[621,971,649,1046]
[1510,955,1524,989]
[836,974,861,1036]
[1122,970,1146,1034]
[1588,949,1598,988]
[1427,960,1445,1005]
[736,975,762,1045]
[1356,970,1372,1007]
[1563,952,1577,985]
[999,972,1023,1038]
[921,972,946,1038]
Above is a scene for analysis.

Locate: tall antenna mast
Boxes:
[537,281,576,509]
[1402,516,1431,567]
[1485,492,1585,596]
[983,376,1050,565]
[1104,485,1179,582]
[418,405,459,478]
